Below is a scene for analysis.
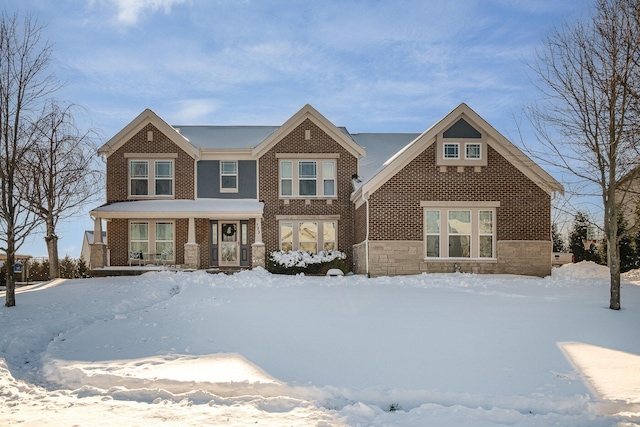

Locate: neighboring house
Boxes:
[89,103,562,276]
[616,169,640,234]
[80,230,107,269]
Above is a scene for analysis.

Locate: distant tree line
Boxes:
[554,210,640,273]
[0,256,89,285]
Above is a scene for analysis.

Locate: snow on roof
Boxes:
[91,199,264,219]
[173,126,280,150]
[174,124,355,152]
[350,133,421,188]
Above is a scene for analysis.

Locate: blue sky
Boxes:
[2,0,588,258]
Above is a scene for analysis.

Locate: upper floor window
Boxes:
[443,143,459,159]
[129,159,174,197]
[465,143,481,159]
[220,161,238,192]
[279,159,336,198]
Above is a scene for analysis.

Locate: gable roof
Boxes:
[98,109,199,159]
[252,104,366,158]
[352,103,563,202]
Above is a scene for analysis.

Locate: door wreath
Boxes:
[223,224,236,237]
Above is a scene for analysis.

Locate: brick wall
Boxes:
[259,118,358,265]
[368,144,551,241]
[107,219,127,266]
[107,218,187,266]
[196,218,210,268]
[354,203,367,244]
[106,123,195,203]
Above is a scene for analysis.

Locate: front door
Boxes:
[219,222,239,266]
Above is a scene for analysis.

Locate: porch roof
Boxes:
[90,199,264,220]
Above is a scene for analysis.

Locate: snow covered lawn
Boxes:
[1,262,639,426]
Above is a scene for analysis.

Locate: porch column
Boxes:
[89,216,107,269]
[251,216,265,269]
[184,217,200,269]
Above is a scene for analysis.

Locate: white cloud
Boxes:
[99,0,188,26]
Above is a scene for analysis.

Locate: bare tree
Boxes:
[21,100,103,279]
[0,13,59,307]
[528,0,640,310]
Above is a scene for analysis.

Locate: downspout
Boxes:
[365,197,370,276]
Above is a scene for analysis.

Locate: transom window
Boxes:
[220,161,238,192]
[465,143,481,159]
[443,143,459,159]
[129,160,174,197]
[279,160,336,198]
[279,220,337,253]
[424,207,495,259]
[129,221,174,261]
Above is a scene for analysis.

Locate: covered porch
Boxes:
[89,199,265,271]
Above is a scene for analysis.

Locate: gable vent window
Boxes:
[443,143,459,159]
[465,143,481,159]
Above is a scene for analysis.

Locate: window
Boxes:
[129,221,174,261]
[280,222,293,251]
[130,222,149,256]
[448,210,471,258]
[279,220,337,254]
[443,143,459,159]
[220,161,238,192]
[425,210,440,258]
[465,143,481,159]
[298,221,318,253]
[280,161,293,196]
[155,222,174,260]
[279,160,337,198]
[323,161,336,197]
[479,211,493,258]
[299,162,317,196]
[129,160,174,197]
[130,161,149,196]
[155,161,173,195]
[423,205,496,259]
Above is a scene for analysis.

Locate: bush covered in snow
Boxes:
[267,250,347,275]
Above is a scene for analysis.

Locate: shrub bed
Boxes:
[267,250,347,275]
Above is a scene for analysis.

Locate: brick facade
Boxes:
[259,118,358,265]
[106,123,194,203]
[368,145,550,242]
[359,144,553,277]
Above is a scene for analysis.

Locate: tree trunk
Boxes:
[5,242,16,307]
[45,220,59,279]
[609,238,621,310]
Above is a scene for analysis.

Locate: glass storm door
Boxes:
[219,222,239,266]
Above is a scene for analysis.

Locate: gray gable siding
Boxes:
[443,118,481,139]
[197,160,257,199]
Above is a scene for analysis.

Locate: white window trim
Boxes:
[220,160,238,193]
[443,143,459,159]
[129,220,175,262]
[465,143,482,160]
[128,159,175,199]
[279,159,337,199]
[423,205,496,260]
[278,219,338,253]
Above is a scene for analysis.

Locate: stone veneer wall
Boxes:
[259,118,358,266]
[365,240,552,277]
[352,241,367,274]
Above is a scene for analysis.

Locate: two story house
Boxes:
[89,103,563,277]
